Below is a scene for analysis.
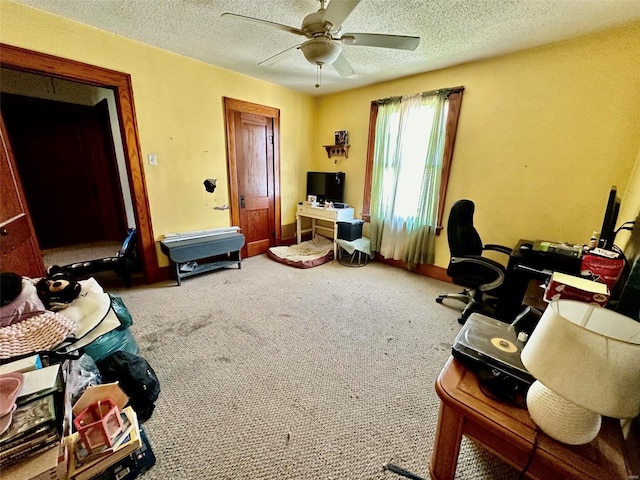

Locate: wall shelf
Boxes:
[323,145,350,159]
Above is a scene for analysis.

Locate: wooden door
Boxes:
[1,94,127,249]
[0,114,46,278]
[224,98,281,257]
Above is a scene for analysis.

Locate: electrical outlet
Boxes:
[148,153,157,166]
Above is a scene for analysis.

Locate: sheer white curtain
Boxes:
[369,90,449,267]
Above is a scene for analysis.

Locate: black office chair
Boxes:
[436,200,512,324]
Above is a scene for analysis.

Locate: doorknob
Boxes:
[0,227,8,236]
[240,195,245,208]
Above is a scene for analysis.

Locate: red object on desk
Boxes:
[581,253,625,290]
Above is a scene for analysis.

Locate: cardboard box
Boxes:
[0,444,58,480]
[544,272,610,306]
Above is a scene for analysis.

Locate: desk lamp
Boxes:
[521,299,640,445]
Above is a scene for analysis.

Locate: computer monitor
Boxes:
[306,171,345,204]
[599,186,621,250]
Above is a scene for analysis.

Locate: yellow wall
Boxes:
[1,0,316,265]
[617,148,640,252]
[316,21,640,268]
[3,0,640,270]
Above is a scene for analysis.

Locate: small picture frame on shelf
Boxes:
[305,195,317,206]
[334,130,348,145]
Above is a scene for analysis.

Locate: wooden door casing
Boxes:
[0,114,46,278]
[224,98,281,258]
[0,44,161,282]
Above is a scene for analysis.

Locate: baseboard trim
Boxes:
[277,236,451,283]
[154,230,451,284]
[373,255,452,283]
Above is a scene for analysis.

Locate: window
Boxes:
[362,87,463,266]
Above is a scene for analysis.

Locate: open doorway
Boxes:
[0,44,160,283]
[1,70,136,275]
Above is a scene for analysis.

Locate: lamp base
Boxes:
[526,380,601,445]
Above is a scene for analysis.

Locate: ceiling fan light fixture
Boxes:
[223,0,421,78]
[300,38,342,65]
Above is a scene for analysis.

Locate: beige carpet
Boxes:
[42,241,123,269]
[100,254,520,480]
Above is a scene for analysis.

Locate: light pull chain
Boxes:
[315,63,323,88]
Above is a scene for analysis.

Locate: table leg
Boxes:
[332,221,338,259]
[296,215,301,244]
[175,263,182,287]
[430,402,464,480]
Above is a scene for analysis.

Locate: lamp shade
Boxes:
[521,299,640,419]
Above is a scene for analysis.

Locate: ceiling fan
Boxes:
[221,0,420,84]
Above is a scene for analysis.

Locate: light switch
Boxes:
[148,153,157,166]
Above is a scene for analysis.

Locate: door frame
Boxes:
[0,44,161,282]
[223,97,282,248]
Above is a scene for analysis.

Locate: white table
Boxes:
[296,204,355,258]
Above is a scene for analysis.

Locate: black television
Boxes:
[599,186,621,250]
[306,171,345,204]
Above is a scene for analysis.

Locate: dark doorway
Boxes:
[2,94,127,249]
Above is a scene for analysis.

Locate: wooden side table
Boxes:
[431,357,631,480]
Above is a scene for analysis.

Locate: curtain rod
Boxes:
[374,85,464,105]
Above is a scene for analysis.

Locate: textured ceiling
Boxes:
[12,0,640,96]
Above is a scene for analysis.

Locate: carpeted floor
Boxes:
[42,241,123,269]
[95,254,520,479]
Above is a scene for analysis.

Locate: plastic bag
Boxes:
[66,353,102,406]
[83,327,139,363]
[580,253,625,290]
[110,294,134,330]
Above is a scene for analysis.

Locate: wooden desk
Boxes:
[296,204,354,258]
[431,357,631,480]
[498,239,582,321]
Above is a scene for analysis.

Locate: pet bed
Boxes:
[267,236,334,268]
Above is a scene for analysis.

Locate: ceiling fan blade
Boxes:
[332,52,355,78]
[258,44,302,67]
[323,0,361,29]
[340,33,420,50]
[221,13,308,37]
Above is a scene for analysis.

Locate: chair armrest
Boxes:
[484,244,512,256]
[450,255,506,291]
